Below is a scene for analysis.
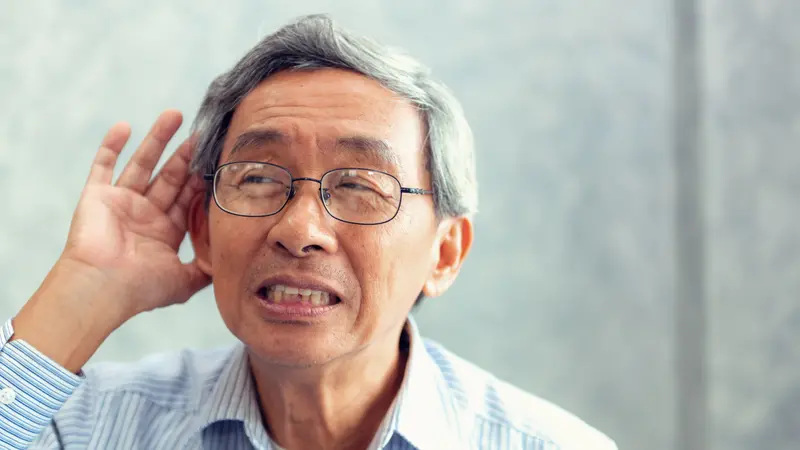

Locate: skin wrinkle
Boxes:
[189,68,472,450]
[227,128,402,174]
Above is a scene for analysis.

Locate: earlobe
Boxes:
[188,194,213,276]
[422,280,438,297]
[422,217,474,298]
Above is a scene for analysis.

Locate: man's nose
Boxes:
[266,182,338,258]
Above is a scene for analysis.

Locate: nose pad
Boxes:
[321,188,332,205]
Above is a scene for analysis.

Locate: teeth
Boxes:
[265,284,333,306]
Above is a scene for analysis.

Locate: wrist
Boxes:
[47,257,134,325]
[11,258,134,373]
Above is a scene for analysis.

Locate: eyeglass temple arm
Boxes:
[401,187,433,195]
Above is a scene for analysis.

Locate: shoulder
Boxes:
[422,339,618,450]
[40,346,237,448]
[69,345,235,412]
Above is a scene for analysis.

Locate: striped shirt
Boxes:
[0,317,617,449]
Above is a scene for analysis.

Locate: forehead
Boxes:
[221,69,427,171]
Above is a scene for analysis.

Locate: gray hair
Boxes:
[189,14,478,218]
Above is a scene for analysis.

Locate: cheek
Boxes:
[346,229,389,289]
[349,219,431,308]
[387,216,438,296]
[209,217,258,286]
[208,216,267,333]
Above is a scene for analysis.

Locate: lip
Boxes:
[253,274,344,322]
[255,300,339,321]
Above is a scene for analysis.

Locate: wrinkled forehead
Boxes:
[220,69,428,173]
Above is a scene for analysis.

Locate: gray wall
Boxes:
[0,1,796,449]
[705,2,800,449]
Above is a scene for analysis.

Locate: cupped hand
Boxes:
[61,110,211,316]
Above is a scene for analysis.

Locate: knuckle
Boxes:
[160,165,185,186]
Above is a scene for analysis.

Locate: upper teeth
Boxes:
[267,284,332,306]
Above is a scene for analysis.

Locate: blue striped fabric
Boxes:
[0,317,617,449]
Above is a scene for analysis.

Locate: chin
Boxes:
[240,325,349,368]
[249,344,344,368]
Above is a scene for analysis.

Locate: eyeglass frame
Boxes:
[203,161,434,225]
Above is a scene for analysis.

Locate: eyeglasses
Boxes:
[204,161,433,225]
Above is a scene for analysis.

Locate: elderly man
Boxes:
[0,14,616,450]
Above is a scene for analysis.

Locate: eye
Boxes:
[338,180,376,191]
[241,175,279,184]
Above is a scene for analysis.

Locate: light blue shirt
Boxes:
[0,317,616,449]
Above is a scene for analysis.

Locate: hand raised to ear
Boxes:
[13,110,211,373]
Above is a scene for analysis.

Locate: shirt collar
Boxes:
[388,316,467,450]
[196,343,272,446]
[196,317,465,450]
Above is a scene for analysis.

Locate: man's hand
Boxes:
[64,109,211,314]
[11,110,211,372]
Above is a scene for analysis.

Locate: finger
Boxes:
[116,110,183,193]
[167,174,206,231]
[86,122,132,185]
[144,134,197,211]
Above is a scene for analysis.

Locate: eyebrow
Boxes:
[229,129,289,156]
[229,128,401,168]
[335,135,400,168]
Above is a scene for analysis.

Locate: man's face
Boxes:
[191,69,456,366]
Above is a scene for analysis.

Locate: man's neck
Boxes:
[248,328,410,450]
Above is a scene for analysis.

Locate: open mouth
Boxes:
[256,284,341,307]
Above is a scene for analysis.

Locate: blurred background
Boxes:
[1,1,798,449]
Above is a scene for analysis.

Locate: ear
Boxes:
[188,193,213,276]
[422,216,474,298]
